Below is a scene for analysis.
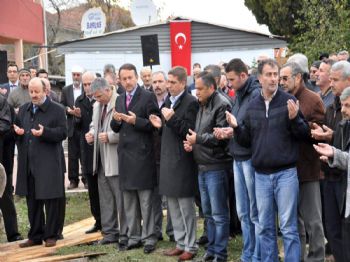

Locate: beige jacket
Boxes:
[90,89,119,176]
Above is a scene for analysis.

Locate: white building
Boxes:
[56,17,286,85]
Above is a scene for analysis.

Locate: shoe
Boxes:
[168,235,175,242]
[45,238,57,247]
[85,225,101,234]
[96,238,118,245]
[196,235,209,245]
[200,252,215,261]
[117,240,128,251]
[178,251,195,261]
[164,248,184,256]
[144,244,156,254]
[67,181,78,190]
[157,235,164,241]
[57,234,64,240]
[9,235,24,242]
[19,239,42,248]
[126,242,142,250]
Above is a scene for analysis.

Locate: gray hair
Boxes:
[152,71,167,81]
[90,77,110,93]
[331,61,350,79]
[287,53,309,74]
[340,86,350,101]
[281,62,304,78]
[338,50,349,56]
[204,64,221,78]
[204,64,221,85]
[103,64,116,76]
[82,71,97,79]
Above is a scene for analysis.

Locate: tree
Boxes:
[244,0,303,39]
[290,0,350,61]
[245,0,350,62]
[86,0,134,31]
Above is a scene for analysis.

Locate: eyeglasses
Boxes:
[73,73,81,77]
[7,70,17,73]
[279,76,294,82]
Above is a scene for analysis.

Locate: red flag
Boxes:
[170,21,192,75]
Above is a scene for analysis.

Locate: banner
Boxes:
[170,21,191,75]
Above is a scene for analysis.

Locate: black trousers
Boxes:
[67,129,83,183]
[26,174,61,241]
[0,136,21,241]
[85,173,101,227]
[323,179,345,262]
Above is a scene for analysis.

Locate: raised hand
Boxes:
[287,99,299,120]
[149,114,162,129]
[31,124,44,137]
[313,143,334,158]
[13,124,24,136]
[225,111,237,128]
[161,108,175,121]
[85,132,94,144]
[186,129,197,145]
[311,123,333,142]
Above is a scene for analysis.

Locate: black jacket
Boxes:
[322,96,344,180]
[159,91,199,197]
[229,76,260,160]
[74,93,95,174]
[192,91,232,172]
[235,89,310,174]
[15,98,67,199]
[110,85,160,190]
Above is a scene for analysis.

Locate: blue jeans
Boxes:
[234,159,260,262]
[198,170,230,260]
[255,167,300,262]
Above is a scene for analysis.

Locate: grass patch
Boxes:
[1,192,243,261]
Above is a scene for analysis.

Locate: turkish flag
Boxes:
[170,21,191,75]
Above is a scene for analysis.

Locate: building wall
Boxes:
[57,21,286,54]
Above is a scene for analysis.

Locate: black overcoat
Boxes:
[15,98,67,199]
[74,93,94,174]
[110,86,160,190]
[159,91,199,197]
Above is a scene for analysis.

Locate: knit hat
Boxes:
[18,68,30,76]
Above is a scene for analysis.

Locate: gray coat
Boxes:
[90,90,119,177]
[7,85,31,108]
[329,147,350,217]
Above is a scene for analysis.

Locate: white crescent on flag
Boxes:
[175,32,187,50]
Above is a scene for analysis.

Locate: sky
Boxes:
[44,0,270,35]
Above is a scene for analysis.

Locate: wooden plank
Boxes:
[24,252,107,262]
[0,217,102,262]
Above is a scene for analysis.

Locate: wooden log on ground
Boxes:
[0,217,102,262]
[24,251,107,262]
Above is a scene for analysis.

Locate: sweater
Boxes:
[235,89,310,174]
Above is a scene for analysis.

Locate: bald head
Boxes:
[29,77,47,105]
[41,78,51,95]
[82,71,96,97]
[140,67,152,87]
